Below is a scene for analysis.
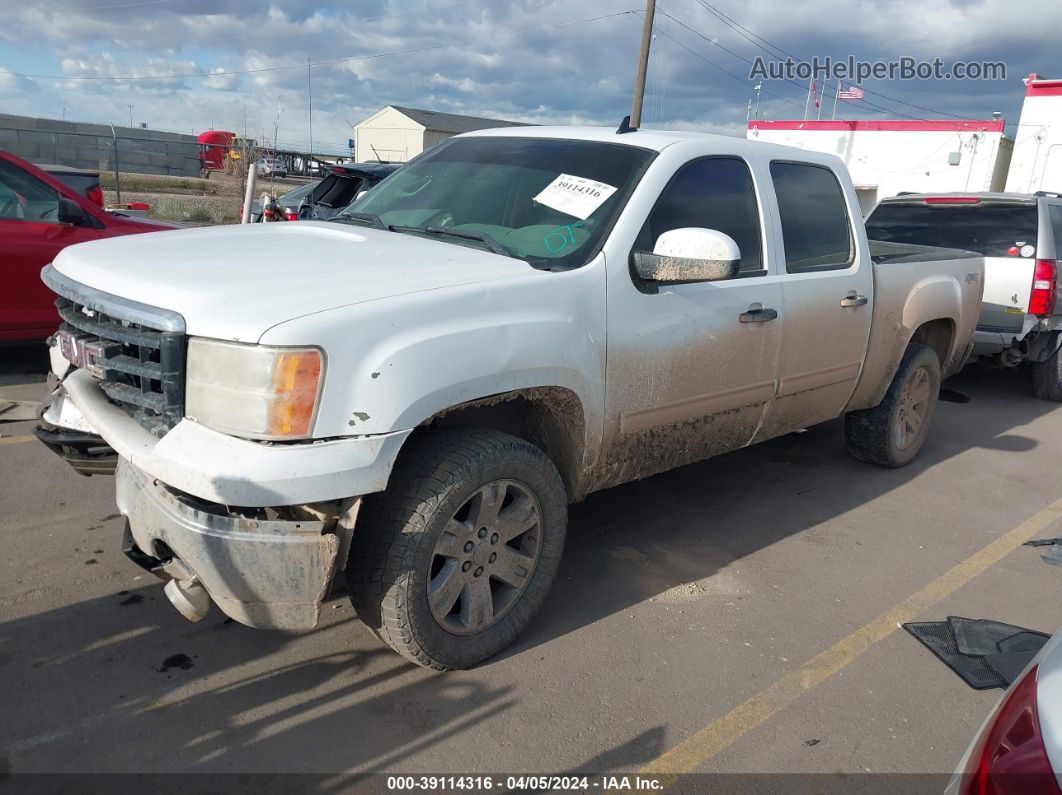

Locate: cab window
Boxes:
[0,161,61,223]
[770,162,853,273]
[634,156,764,276]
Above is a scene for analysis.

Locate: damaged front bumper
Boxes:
[35,385,117,476]
[116,458,356,630]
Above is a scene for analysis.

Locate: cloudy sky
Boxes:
[0,0,1057,153]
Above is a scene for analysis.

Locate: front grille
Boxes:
[56,297,187,436]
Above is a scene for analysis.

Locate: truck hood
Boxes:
[51,221,534,341]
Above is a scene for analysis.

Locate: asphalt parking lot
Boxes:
[2,341,1060,789]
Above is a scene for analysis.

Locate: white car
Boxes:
[36,126,984,669]
[255,156,287,178]
[946,628,1062,794]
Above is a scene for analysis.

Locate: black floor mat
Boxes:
[903,617,1049,690]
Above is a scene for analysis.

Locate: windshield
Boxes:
[337,136,655,268]
[866,202,1039,257]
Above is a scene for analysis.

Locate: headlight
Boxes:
[185,338,324,440]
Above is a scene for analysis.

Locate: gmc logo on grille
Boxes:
[57,330,120,378]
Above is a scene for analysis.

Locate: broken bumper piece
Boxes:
[115,458,344,630]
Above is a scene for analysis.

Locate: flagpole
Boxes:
[803,77,812,121]
[832,78,840,120]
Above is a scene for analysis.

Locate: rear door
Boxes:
[752,160,873,441]
[0,159,101,340]
[865,199,1039,334]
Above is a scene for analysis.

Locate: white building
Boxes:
[1005,73,1062,193]
[351,105,530,164]
[747,119,1013,215]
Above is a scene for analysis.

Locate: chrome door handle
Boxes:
[840,295,868,308]
[740,307,778,323]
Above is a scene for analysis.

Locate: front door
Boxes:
[600,155,782,491]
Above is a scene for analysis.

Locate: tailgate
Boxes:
[979,255,1035,333]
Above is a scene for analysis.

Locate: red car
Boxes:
[1,150,182,341]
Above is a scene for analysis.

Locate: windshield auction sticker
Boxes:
[533,174,618,220]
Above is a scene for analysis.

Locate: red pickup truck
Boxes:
[1,150,181,342]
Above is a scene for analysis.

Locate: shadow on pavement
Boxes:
[502,364,1053,659]
[0,362,1055,776]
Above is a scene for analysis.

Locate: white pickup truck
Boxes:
[36,127,984,670]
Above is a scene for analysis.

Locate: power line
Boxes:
[690,0,975,121]
[12,10,636,81]
[636,12,808,115]
[656,9,945,122]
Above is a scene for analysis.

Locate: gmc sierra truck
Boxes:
[35,127,984,670]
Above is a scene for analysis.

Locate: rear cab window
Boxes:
[866,201,1039,258]
[769,161,853,273]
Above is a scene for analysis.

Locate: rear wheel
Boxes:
[845,343,941,468]
[347,428,567,670]
[1030,333,1062,402]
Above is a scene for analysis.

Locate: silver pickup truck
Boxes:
[867,192,1062,400]
[37,128,985,669]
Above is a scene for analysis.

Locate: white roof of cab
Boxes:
[459,125,746,152]
[458,125,843,164]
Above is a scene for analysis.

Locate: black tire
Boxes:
[1031,333,1062,402]
[845,343,941,468]
[347,427,567,670]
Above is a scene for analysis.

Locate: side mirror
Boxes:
[633,228,741,283]
[57,197,87,226]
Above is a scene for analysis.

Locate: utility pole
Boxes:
[306,58,314,164]
[629,0,656,130]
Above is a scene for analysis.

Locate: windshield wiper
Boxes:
[335,211,387,230]
[389,225,510,257]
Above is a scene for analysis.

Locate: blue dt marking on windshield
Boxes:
[544,222,584,253]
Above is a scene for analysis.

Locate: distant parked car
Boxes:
[866,192,1062,399]
[256,156,287,178]
[0,149,182,342]
[248,163,399,222]
[34,163,104,208]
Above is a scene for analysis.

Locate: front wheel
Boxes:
[347,428,568,670]
[845,343,941,468]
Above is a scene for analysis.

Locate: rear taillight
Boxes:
[960,665,1060,795]
[284,210,299,221]
[1030,260,1058,315]
[87,185,104,207]
[925,197,982,204]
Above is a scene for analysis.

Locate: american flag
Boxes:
[839,85,866,100]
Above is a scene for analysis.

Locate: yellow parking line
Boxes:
[0,435,36,446]
[641,497,1062,778]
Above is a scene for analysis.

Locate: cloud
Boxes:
[0,0,1054,151]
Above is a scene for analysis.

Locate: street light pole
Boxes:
[629,0,656,130]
